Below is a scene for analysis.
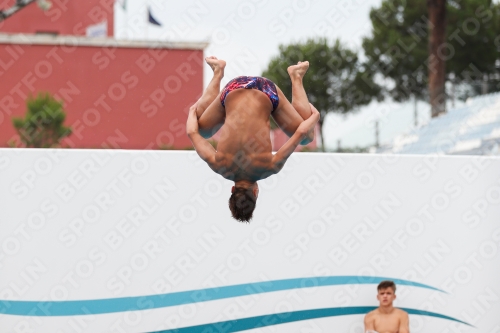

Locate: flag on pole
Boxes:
[148,6,162,26]
[116,0,126,10]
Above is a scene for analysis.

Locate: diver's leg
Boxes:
[288,61,311,120]
[271,61,314,144]
[196,56,226,118]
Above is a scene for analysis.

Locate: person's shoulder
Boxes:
[364,309,377,327]
[213,152,235,168]
[252,153,276,175]
[364,309,378,318]
[210,153,233,177]
[396,308,409,317]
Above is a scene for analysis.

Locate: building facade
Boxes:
[0,34,206,149]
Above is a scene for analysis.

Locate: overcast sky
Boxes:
[115,0,443,150]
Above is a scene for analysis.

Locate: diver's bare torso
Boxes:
[214,89,275,181]
[365,308,407,333]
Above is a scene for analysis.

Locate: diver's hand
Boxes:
[297,104,320,138]
[186,104,199,136]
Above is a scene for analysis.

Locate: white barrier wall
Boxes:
[0,149,499,333]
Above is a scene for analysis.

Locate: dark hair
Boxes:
[377,280,396,293]
[228,187,257,223]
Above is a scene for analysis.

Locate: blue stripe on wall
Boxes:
[150,307,472,333]
[0,276,443,317]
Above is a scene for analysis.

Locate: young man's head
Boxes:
[228,182,259,223]
[377,280,396,307]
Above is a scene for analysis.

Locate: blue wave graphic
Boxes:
[150,307,472,333]
[0,276,443,316]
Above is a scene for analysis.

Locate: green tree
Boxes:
[263,38,383,151]
[428,0,447,117]
[363,0,500,116]
[12,92,72,148]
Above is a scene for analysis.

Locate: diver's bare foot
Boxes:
[287,61,309,80]
[205,56,226,76]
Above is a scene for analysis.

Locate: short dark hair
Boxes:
[228,187,257,223]
[377,280,396,293]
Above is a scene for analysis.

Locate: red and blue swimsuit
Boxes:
[220,76,280,111]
